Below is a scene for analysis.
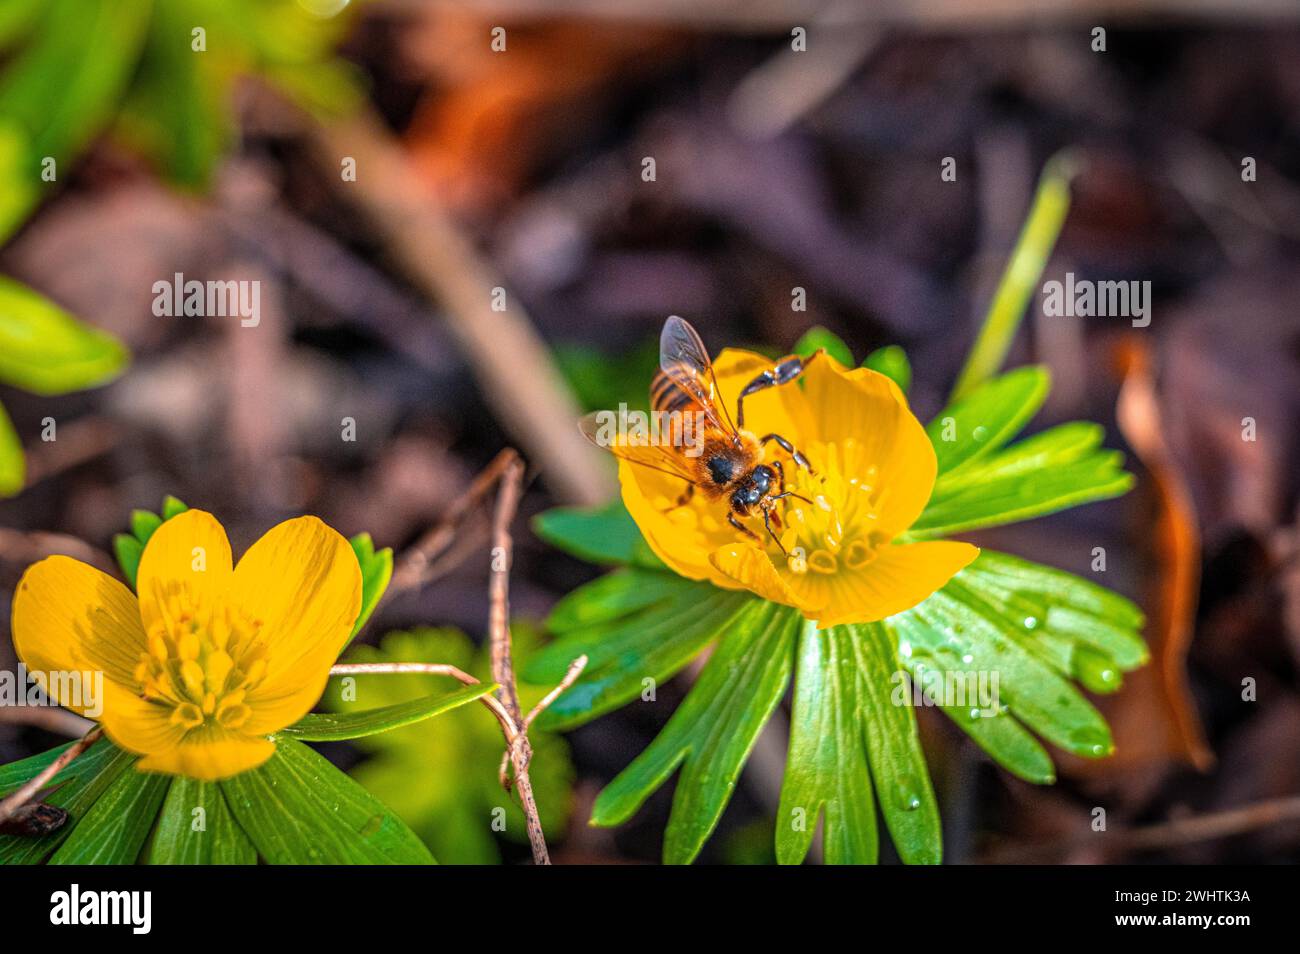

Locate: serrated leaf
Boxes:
[219,738,434,864]
[896,654,1055,784]
[48,768,169,864]
[911,453,1133,537]
[282,682,494,741]
[591,601,799,864]
[777,622,878,865]
[532,498,659,566]
[0,399,23,495]
[863,345,912,394]
[793,326,853,366]
[347,532,392,642]
[0,276,129,395]
[546,567,688,632]
[926,366,1050,476]
[530,581,754,730]
[847,622,943,864]
[0,738,133,864]
[145,777,256,865]
[895,586,1114,759]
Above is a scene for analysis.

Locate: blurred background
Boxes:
[1,0,1298,863]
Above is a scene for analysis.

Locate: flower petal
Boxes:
[11,555,146,715]
[230,516,362,733]
[136,509,234,637]
[802,357,937,535]
[709,543,803,609]
[814,541,980,628]
[135,731,275,781]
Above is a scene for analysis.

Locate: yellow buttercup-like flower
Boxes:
[621,349,979,628]
[12,510,361,780]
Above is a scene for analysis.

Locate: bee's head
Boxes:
[730,465,774,512]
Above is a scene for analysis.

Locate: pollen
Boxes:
[767,439,883,579]
[134,600,269,733]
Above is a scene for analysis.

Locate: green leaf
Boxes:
[912,451,1133,537]
[348,532,392,641]
[130,508,163,543]
[113,496,189,587]
[0,120,36,244]
[793,326,853,366]
[545,566,689,632]
[862,345,912,394]
[925,365,1050,476]
[0,400,23,495]
[219,738,434,864]
[529,578,754,730]
[0,276,129,395]
[777,622,878,865]
[532,498,658,566]
[282,682,494,741]
[0,737,133,864]
[591,601,799,864]
[894,585,1115,759]
[0,0,151,216]
[952,151,1078,400]
[897,653,1055,784]
[49,768,169,864]
[145,777,257,865]
[116,0,228,189]
[847,622,943,864]
[113,534,144,589]
[161,494,188,520]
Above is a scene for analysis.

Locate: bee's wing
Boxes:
[658,315,738,437]
[579,411,700,484]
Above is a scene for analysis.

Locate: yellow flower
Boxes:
[11,510,361,781]
[621,349,979,628]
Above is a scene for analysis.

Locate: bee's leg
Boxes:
[736,356,807,431]
[727,511,762,545]
[771,459,786,495]
[761,507,788,556]
[760,433,814,475]
[772,491,813,506]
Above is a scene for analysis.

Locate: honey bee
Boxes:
[580,316,817,553]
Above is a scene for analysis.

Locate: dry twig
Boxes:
[0,726,102,826]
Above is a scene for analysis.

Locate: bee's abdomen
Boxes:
[650,369,702,416]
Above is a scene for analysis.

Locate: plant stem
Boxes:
[951,150,1079,401]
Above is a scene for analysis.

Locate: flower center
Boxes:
[769,439,893,577]
[133,600,269,733]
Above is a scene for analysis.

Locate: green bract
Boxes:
[530,339,1146,865]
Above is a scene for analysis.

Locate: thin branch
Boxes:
[984,795,1300,863]
[0,706,93,737]
[0,726,102,826]
[499,653,588,786]
[487,456,553,865]
[385,448,520,602]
